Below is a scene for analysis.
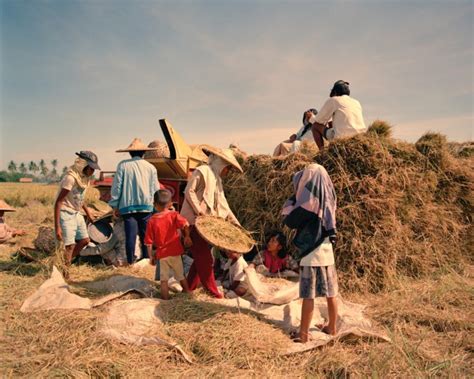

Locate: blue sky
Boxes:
[1,0,473,171]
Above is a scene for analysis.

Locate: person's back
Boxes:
[328,95,366,138]
[146,210,186,259]
[311,80,367,150]
[112,157,158,214]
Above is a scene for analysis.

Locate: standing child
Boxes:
[223,251,248,297]
[145,190,192,300]
[282,163,339,341]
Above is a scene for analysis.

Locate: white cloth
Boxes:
[224,256,248,284]
[299,238,335,267]
[313,95,366,139]
[57,174,88,212]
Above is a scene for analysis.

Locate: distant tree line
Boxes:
[0,159,68,183]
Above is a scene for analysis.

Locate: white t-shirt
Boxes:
[225,256,248,284]
[314,95,366,139]
[57,174,87,213]
[300,238,335,267]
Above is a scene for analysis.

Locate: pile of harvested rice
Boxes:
[195,215,256,253]
[225,122,473,292]
[33,226,56,254]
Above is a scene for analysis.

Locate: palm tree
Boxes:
[51,159,58,170]
[39,159,48,177]
[62,166,68,176]
[29,161,39,175]
[19,162,27,175]
[8,160,17,173]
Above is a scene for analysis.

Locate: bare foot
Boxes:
[316,323,337,335]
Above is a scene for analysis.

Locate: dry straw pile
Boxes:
[195,215,256,253]
[225,121,473,292]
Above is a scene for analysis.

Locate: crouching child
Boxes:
[223,250,248,297]
[145,190,192,300]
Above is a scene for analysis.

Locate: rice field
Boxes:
[0,182,473,377]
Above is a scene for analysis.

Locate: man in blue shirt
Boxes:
[110,138,160,264]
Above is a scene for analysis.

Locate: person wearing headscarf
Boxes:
[109,138,161,265]
[273,109,318,157]
[54,151,100,267]
[282,163,339,341]
[180,146,243,298]
[310,80,367,150]
[0,200,26,244]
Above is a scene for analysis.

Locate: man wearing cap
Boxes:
[109,138,160,264]
[54,151,100,266]
[0,200,26,244]
[180,145,243,298]
[310,80,367,150]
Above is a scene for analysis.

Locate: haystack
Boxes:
[224,122,473,292]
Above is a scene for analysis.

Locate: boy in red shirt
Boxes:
[145,190,192,300]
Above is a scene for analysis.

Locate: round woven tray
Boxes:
[195,215,255,254]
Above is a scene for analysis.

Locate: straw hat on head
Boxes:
[116,138,160,153]
[0,200,16,212]
[200,144,243,173]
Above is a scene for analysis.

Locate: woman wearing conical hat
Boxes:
[0,200,26,244]
[180,145,243,299]
[109,138,160,265]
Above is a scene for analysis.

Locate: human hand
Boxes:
[289,134,297,142]
[113,208,120,218]
[183,236,193,248]
[149,257,156,266]
[55,227,63,241]
[13,229,26,237]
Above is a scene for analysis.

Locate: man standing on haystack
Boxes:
[310,80,367,150]
[109,138,160,265]
[180,145,243,298]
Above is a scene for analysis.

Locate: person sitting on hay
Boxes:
[0,200,26,244]
[282,163,339,341]
[222,250,248,297]
[54,151,100,266]
[250,231,298,275]
[309,80,367,151]
[273,109,318,157]
[180,145,243,299]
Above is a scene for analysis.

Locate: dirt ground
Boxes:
[0,183,472,377]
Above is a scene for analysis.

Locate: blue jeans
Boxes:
[123,212,151,264]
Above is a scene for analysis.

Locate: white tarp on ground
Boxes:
[20,267,390,357]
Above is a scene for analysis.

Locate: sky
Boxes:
[1,0,473,171]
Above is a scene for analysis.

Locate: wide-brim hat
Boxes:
[200,144,243,173]
[116,138,160,152]
[0,200,16,212]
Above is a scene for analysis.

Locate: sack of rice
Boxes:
[33,226,56,254]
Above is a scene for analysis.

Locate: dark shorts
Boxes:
[299,265,339,298]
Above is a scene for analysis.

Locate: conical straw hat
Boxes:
[200,145,243,173]
[0,200,16,212]
[116,138,160,152]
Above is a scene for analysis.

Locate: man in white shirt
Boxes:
[311,80,367,150]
